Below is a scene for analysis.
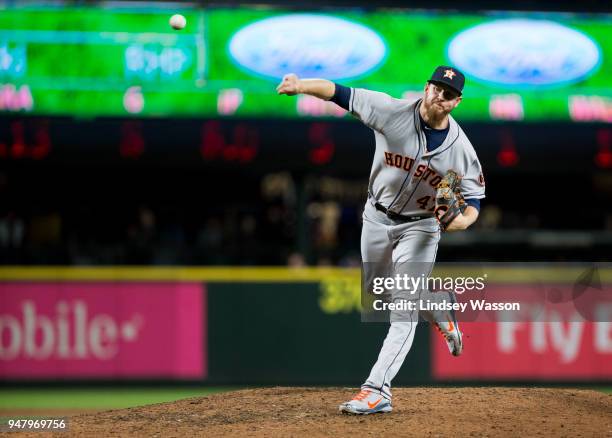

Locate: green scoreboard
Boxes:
[0,4,610,121]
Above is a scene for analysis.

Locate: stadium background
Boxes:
[0,0,611,417]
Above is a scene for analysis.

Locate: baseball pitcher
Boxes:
[277,66,485,414]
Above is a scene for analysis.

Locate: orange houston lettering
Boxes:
[383,151,417,173]
[414,164,426,178]
[421,168,434,182]
[394,155,403,168]
[384,152,393,166]
[403,157,414,171]
[382,153,443,184]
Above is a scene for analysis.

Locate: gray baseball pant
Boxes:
[360,200,442,400]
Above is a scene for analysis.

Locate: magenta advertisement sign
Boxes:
[0,282,205,379]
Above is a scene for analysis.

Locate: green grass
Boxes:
[597,387,612,394]
[0,387,238,410]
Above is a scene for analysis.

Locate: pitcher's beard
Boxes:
[423,102,448,124]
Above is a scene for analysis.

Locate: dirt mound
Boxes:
[48,387,612,437]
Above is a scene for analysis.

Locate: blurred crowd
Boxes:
[1,168,611,266]
[0,172,362,265]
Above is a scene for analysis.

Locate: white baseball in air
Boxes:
[169,14,186,30]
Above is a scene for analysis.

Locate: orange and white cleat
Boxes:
[435,317,463,356]
[339,389,392,415]
[434,293,463,356]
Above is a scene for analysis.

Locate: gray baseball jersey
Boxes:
[350,88,485,215]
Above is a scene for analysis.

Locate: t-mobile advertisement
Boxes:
[0,282,205,379]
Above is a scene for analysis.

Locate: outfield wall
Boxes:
[0,267,611,384]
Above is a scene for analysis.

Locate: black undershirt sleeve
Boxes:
[329,83,351,111]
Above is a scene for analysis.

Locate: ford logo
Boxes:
[447,19,601,87]
[229,14,387,81]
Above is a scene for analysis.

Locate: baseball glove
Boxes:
[435,170,466,231]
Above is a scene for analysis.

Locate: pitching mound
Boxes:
[63,387,610,437]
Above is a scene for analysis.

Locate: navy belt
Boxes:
[374,202,433,222]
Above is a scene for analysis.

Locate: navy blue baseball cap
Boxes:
[428,65,465,96]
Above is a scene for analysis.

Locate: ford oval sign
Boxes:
[447,19,601,87]
[229,14,387,81]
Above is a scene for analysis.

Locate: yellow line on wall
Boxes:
[0,266,610,283]
[0,267,353,282]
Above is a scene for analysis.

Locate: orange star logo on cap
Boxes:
[444,69,456,80]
